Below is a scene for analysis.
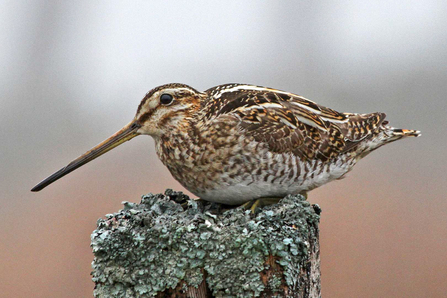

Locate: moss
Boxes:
[91,189,320,297]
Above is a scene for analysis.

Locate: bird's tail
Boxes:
[381,120,421,142]
[388,127,421,137]
[353,117,421,159]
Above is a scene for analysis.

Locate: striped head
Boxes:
[135,83,204,137]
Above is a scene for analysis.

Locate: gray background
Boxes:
[1,1,446,297]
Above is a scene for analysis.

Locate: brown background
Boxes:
[1,1,446,297]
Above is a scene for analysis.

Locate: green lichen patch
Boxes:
[91,189,320,297]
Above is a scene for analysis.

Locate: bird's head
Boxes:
[134,83,203,137]
[31,83,204,192]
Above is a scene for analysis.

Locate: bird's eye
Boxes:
[160,94,174,105]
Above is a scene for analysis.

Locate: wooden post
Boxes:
[91,190,321,297]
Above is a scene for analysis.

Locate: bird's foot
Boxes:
[240,197,283,213]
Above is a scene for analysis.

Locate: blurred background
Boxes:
[1,1,446,297]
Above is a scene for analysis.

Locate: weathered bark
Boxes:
[91,190,321,297]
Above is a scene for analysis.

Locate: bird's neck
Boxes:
[153,119,201,167]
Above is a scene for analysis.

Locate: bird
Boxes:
[31,83,420,205]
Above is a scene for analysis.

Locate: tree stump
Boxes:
[91,190,321,297]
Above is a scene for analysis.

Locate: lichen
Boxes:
[91,189,320,297]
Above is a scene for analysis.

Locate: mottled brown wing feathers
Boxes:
[204,85,384,161]
[341,112,386,141]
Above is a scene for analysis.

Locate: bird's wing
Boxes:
[204,84,385,161]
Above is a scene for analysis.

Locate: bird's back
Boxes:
[203,84,419,161]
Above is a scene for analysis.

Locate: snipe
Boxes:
[31,83,420,205]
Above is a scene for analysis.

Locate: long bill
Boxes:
[31,121,141,192]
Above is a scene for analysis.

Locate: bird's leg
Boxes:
[240,197,284,213]
[240,192,309,213]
